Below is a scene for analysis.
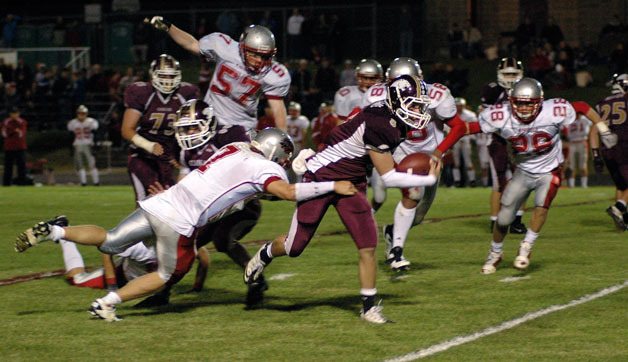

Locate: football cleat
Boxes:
[89,298,121,322]
[15,215,68,252]
[382,224,393,257]
[481,251,503,274]
[244,243,269,284]
[360,303,393,324]
[606,205,627,231]
[509,221,527,234]
[245,276,268,309]
[514,241,533,270]
[387,246,410,271]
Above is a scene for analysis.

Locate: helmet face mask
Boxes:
[239,25,277,74]
[386,75,431,129]
[611,73,628,94]
[174,100,217,150]
[497,57,524,89]
[509,78,544,124]
[150,54,182,94]
[356,59,383,91]
[385,57,423,82]
[251,128,295,169]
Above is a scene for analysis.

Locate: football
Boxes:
[396,152,432,175]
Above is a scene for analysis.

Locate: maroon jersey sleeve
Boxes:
[361,106,401,153]
[178,82,200,100]
[124,82,152,113]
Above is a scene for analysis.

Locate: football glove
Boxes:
[292,148,316,175]
[600,130,618,149]
[146,16,171,32]
[592,148,605,174]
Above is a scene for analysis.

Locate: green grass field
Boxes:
[0,185,627,361]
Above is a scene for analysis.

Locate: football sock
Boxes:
[392,202,416,249]
[523,230,539,246]
[101,291,122,305]
[360,288,377,312]
[482,175,488,187]
[581,176,588,188]
[260,244,273,264]
[568,177,575,188]
[453,168,461,182]
[49,225,66,241]
[91,168,100,184]
[78,169,87,184]
[615,200,627,213]
[490,215,498,221]
[490,241,503,254]
[514,210,524,224]
[60,239,84,271]
[467,169,476,183]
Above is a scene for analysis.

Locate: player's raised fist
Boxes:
[146,16,171,32]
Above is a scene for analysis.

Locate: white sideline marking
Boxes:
[269,273,296,281]
[499,276,531,283]
[384,280,628,362]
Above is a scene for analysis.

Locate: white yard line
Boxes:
[269,273,296,281]
[499,276,531,283]
[384,280,628,362]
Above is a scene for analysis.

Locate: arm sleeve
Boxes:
[363,117,396,153]
[199,33,231,61]
[263,64,291,99]
[436,115,481,153]
[380,169,437,188]
[123,83,146,113]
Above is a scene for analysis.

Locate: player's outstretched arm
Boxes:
[146,16,200,55]
[369,150,439,188]
[265,179,357,201]
[268,98,288,131]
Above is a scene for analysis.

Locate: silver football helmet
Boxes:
[288,101,301,117]
[76,105,89,114]
[251,128,295,168]
[150,54,182,94]
[386,57,423,82]
[497,57,524,89]
[356,59,383,91]
[509,78,544,124]
[173,99,217,150]
[611,73,628,94]
[454,97,467,107]
[239,25,277,74]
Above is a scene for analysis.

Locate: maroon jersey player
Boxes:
[121,54,198,202]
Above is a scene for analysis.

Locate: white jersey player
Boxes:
[477,78,576,274]
[67,105,99,186]
[286,101,310,152]
[334,59,383,120]
[564,114,592,187]
[15,128,358,322]
[150,17,291,131]
[451,98,477,187]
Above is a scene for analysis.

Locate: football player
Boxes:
[333,59,383,120]
[564,108,593,187]
[594,73,628,230]
[459,78,616,273]
[478,57,528,233]
[286,101,310,154]
[15,128,358,322]
[67,105,100,186]
[310,102,340,151]
[451,98,478,187]
[121,54,199,202]
[148,17,290,132]
[244,75,442,324]
[365,58,476,271]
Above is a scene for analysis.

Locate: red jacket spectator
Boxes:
[2,114,27,151]
[311,103,339,151]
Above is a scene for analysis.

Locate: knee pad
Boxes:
[497,207,516,227]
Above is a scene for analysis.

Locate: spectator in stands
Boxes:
[86,64,107,94]
[118,66,137,96]
[463,19,483,59]
[132,22,150,65]
[256,101,276,130]
[2,106,28,186]
[52,17,66,47]
[399,5,413,57]
[291,58,313,107]
[287,8,305,59]
[528,46,553,81]
[339,59,357,87]
[541,17,564,49]
[310,101,338,150]
[14,58,32,97]
[108,70,122,103]
[314,57,338,104]
[609,42,627,75]
[1,14,21,48]
[447,22,464,59]
[259,10,279,37]
[3,82,21,112]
